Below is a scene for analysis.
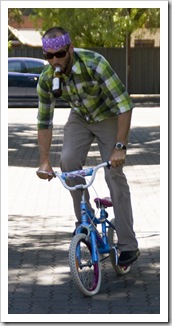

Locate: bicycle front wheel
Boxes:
[69,233,101,296]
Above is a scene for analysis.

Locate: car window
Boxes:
[25,61,46,74]
[8,61,24,73]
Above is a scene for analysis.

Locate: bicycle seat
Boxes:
[94,197,113,208]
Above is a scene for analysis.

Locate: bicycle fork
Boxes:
[90,231,99,263]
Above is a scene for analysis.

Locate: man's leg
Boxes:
[60,110,95,222]
[92,116,138,252]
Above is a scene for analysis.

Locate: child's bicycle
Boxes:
[54,161,131,296]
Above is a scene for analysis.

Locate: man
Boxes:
[36,26,140,266]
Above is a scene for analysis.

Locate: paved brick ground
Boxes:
[6,107,163,322]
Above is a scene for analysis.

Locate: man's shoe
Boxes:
[118,249,140,266]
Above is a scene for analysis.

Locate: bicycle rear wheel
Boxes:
[69,233,101,296]
[108,218,131,275]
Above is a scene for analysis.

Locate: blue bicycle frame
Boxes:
[53,161,118,265]
[38,161,130,296]
[75,191,114,263]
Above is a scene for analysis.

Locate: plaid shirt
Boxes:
[37,48,134,129]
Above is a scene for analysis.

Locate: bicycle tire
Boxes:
[108,218,131,275]
[69,233,101,296]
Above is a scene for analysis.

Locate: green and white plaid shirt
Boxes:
[37,48,134,129]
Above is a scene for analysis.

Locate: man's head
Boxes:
[42,27,73,75]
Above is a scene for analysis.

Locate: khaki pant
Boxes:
[60,109,138,251]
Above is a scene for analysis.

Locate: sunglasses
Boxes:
[43,46,70,60]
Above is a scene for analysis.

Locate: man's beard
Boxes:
[62,53,73,75]
[52,52,72,76]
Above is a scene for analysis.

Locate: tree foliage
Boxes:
[8,8,23,25]
[31,8,160,47]
[9,8,160,48]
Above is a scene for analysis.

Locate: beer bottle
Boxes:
[52,67,62,97]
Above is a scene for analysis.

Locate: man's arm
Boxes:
[38,128,52,166]
[94,56,133,167]
[110,110,132,168]
[116,110,132,144]
[36,72,56,180]
[37,129,55,180]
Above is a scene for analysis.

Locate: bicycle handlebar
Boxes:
[54,161,111,191]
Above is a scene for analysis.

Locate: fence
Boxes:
[9,46,160,94]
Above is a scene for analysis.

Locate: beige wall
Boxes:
[130,28,160,47]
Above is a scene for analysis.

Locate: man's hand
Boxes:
[110,148,126,168]
[36,161,55,181]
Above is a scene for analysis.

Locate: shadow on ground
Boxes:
[8,123,160,168]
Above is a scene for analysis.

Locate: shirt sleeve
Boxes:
[93,55,134,114]
[37,77,55,130]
